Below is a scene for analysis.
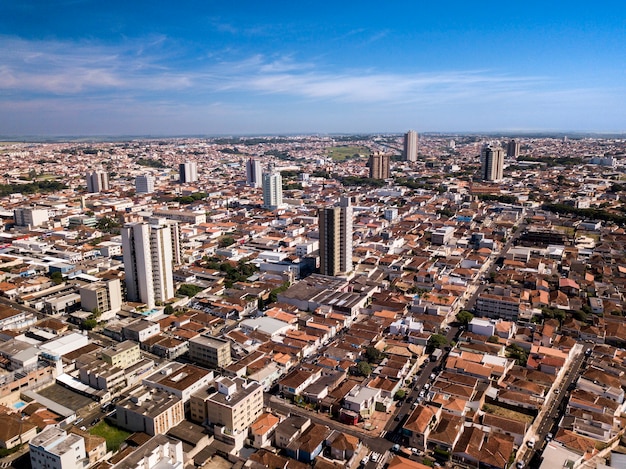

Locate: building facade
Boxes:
[179,162,198,184]
[262,164,283,210]
[116,386,185,436]
[121,219,175,308]
[318,196,353,277]
[369,152,390,179]
[507,139,520,158]
[188,336,232,368]
[403,130,418,162]
[13,207,49,228]
[79,279,122,320]
[30,427,87,469]
[86,171,109,193]
[190,376,263,435]
[481,145,504,181]
[246,158,263,188]
[135,174,155,194]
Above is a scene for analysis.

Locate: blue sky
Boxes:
[1,1,625,136]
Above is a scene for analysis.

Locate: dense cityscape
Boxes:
[0,133,624,469]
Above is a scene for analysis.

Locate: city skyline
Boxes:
[1,1,625,136]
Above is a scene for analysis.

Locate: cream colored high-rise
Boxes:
[404,130,419,162]
[122,218,175,308]
[481,145,504,181]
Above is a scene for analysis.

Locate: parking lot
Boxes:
[36,384,94,411]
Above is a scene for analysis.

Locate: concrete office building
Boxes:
[86,171,109,193]
[507,139,521,158]
[262,163,283,210]
[13,207,49,228]
[110,434,183,469]
[246,158,263,188]
[121,219,175,308]
[101,340,141,369]
[179,162,198,184]
[188,336,232,369]
[481,145,505,181]
[30,427,87,469]
[403,130,419,162]
[79,279,122,321]
[115,385,184,436]
[369,152,390,179]
[135,174,155,194]
[190,376,263,435]
[318,196,353,277]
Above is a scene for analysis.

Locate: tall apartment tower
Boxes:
[246,158,263,188]
[135,174,155,194]
[481,145,505,181]
[507,139,521,158]
[121,218,176,308]
[179,162,198,183]
[369,152,390,179]
[262,164,283,210]
[86,171,109,193]
[318,196,353,277]
[403,130,418,162]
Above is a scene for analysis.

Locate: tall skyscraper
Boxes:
[179,162,198,183]
[246,158,262,188]
[369,152,390,179]
[318,196,353,277]
[403,130,418,162]
[262,164,283,210]
[86,171,109,193]
[481,145,505,181]
[121,218,176,308]
[507,139,521,158]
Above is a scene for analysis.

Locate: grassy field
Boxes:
[90,421,132,452]
[482,403,534,424]
[327,145,370,162]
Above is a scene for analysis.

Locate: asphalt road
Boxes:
[519,346,590,467]
[266,393,393,455]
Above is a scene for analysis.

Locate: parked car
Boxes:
[391,444,400,452]
[527,438,535,448]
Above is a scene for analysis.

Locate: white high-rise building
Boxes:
[481,145,505,181]
[122,219,176,308]
[403,130,418,162]
[179,162,198,184]
[318,196,353,277]
[262,164,283,210]
[246,158,262,188]
[135,174,155,194]
[86,171,109,193]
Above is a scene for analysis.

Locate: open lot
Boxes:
[90,420,131,452]
[327,146,370,161]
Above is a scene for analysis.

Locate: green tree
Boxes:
[428,334,448,352]
[456,310,474,326]
[177,284,204,297]
[365,346,385,363]
[487,335,500,343]
[50,271,63,285]
[82,319,98,330]
[506,344,528,366]
[164,305,175,315]
[356,361,373,377]
[394,389,406,401]
[218,236,235,248]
